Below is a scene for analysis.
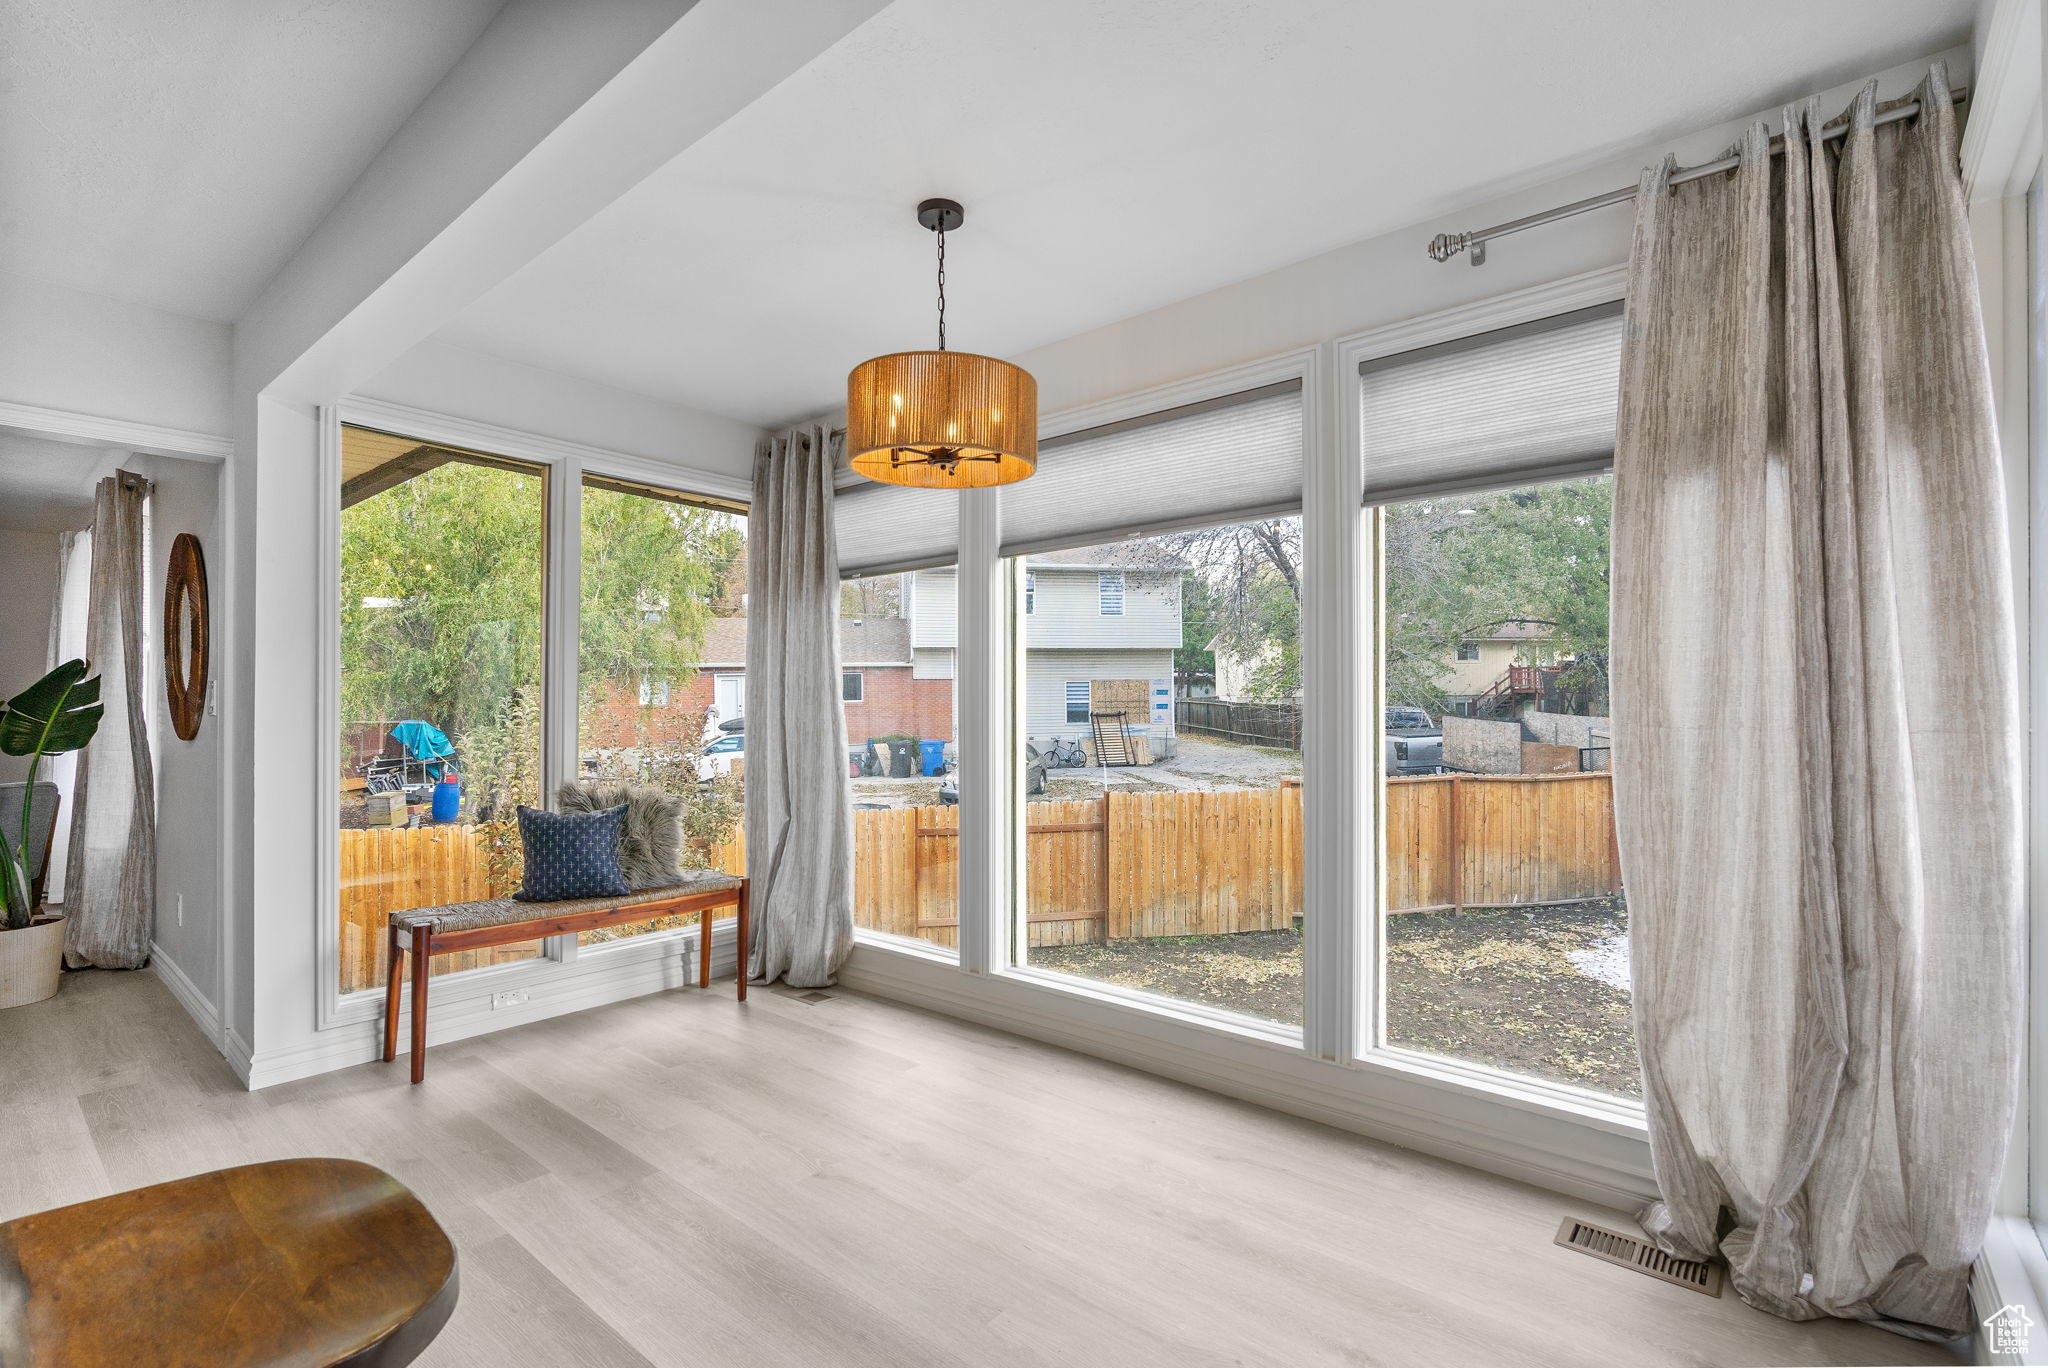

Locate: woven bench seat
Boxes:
[388,870,744,935]
[383,869,749,1083]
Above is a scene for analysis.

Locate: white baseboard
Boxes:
[148,943,221,1045]
[244,926,745,1090]
[836,942,1657,1213]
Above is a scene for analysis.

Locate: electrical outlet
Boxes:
[175,894,184,928]
[491,989,529,1010]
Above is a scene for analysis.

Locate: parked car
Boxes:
[1384,730,1444,775]
[699,731,743,779]
[1384,705,1433,731]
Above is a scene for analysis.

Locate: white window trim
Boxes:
[318,396,750,1039]
[842,670,864,703]
[1024,570,1035,614]
[1097,571,1125,615]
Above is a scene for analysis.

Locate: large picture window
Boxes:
[1363,301,1631,1098]
[575,474,747,947]
[336,425,548,993]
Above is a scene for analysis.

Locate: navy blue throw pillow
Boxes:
[512,804,631,902]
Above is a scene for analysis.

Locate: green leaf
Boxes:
[0,658,104,758]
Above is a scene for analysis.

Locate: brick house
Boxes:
[583,615,955,751]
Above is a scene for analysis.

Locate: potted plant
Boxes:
[0,659,101,1009]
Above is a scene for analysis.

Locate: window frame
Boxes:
[318,397,750,1035]
[1024,570,1035,614]
[1455,642,1480,661]
[1097,571,1125,615]
[868,290,1654,1189]
[842,669,864,703]
[1064,679,1091,725]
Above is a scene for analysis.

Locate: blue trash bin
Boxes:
[918,739,946,777]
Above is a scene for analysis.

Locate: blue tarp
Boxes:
[388,720,454,779]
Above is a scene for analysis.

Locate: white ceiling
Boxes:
[436,0,1973,429]
[0,434,118,533]
[0,0,506,322]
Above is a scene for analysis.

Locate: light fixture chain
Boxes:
[935,225,947,351]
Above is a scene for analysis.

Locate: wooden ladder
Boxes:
[1089,711,1134,766]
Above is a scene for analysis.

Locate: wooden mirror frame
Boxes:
[164,533,208,741]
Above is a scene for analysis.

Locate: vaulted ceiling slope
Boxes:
[1,0,507,322]
[435,0,1973,429]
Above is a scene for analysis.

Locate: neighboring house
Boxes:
[583,615,953,751]
[911,543,1183,748]
[1439,618,1559,714]
[1211,638,1295,702]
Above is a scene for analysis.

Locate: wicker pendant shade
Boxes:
[846,198,1038,488]
[847,350,1037,488]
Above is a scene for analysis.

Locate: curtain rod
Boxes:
[1425,84,1968,266]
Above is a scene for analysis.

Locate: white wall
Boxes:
[122,452,225,1023]
[0,272,231,439]
[0,529,61,784]
[357,339,764,479]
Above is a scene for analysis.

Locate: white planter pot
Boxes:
[0,914,65,1009]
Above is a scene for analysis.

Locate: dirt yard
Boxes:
[1029,899,1640,1097]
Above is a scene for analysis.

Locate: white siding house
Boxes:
[908,546,1184,748]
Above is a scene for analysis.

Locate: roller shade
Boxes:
[1360,301,1623,504]
[834,476,961,580]
[999,380,1303,557]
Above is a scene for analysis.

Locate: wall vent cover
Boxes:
[1554,1218,1723,1297]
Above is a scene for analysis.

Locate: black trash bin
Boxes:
[886,738,916,778]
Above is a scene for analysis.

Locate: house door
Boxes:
[714,673,745,724]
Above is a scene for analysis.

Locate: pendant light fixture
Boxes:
[847,198,1038,488]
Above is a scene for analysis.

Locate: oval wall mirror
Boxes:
[164,532,209,741]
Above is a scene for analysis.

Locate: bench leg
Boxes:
[383,925,403,1063]
[698,904,713,990]
[736,881,749,1002]
[409,925,431,1084]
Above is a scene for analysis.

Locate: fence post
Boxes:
[1447,775,1463,914]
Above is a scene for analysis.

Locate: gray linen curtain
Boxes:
[745,424,854,986]
[1613,66,2021,1341]
[64,473,158,968]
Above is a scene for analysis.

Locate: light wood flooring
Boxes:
[1,967,1965,1367]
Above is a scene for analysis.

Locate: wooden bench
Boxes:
[382,871,748,1083]
[0,1158,457,1366]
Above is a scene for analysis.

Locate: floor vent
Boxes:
[1554,1218,1723,1297]
[797,991,832,1004]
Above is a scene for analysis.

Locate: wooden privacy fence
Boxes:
[336,775,1620,989]
[1385,772,1620,913]
[1174,699,1302,750]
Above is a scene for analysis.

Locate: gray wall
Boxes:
[1443,716,1522,774]
[1522,711,1612,751]
[0,528,61,784]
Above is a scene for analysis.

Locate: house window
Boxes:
[1017,515,1303,1029]
[1065,680,1091,724]
[1456,642,1480,661]
[840,569,959,962]
[579,473,748,947]
[337,425,550,991]
[1025,571,1036,614]
[1098,572,1124,615]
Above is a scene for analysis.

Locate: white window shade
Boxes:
[1000,380,1303,558]
[1359,302,1623,504]
[834,476,961,580]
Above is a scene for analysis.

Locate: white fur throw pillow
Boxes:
[556,781,685,890]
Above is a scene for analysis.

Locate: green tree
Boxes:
[1382,475,1613,716]
[340,462,743,754]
